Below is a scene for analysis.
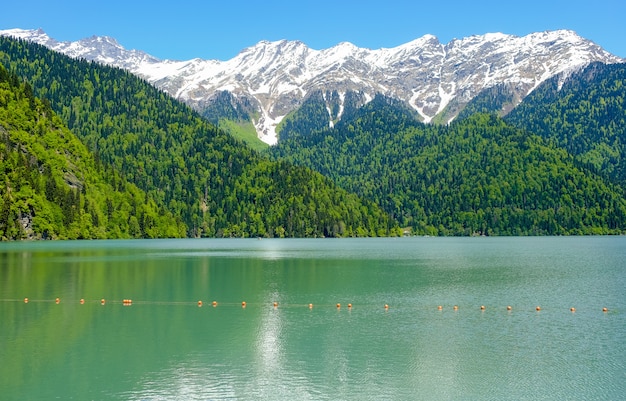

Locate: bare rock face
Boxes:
[3,28,623,144]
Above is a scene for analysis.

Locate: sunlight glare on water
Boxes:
[0,237,624,400]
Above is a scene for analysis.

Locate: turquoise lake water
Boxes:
[1,237,624,400]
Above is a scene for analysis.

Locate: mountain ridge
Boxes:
[1,28,623,144]
[3,34,626,238]
[269,101,626,235]
[0,35,396,238]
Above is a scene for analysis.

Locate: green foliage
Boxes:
[217,118,268,152]
[278,91,336,141]
[202,90,257,124]
[270,99,626,235]
[217,160,396,238]
[507,62,626,184]
[202,91,268,151]
[0,36,394,238]
[457,83,519,120]
[4,34,623,239]
[0,64,184,240]
[277,90,375,141]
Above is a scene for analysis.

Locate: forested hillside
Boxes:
[0,36,395,238]
[0,64,184,239]
[276,91,371,141]
[455,83,521,120]
[506,62,626,184]
[201,91,268,152]
[270,96,626,235]
[3,34,623,239]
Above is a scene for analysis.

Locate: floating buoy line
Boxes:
[1,298,615,314]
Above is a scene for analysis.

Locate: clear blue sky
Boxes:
[1,0,624,60]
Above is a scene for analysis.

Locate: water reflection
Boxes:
[1,237,624,400]
[254,305,286,392]
[128,363,239,400]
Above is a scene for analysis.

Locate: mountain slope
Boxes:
[506,62,626,184]
[0,36,395,238]
[2,28,622,144]
[0,64,184,239]
[275,90,376,142]
[270,102,626,235]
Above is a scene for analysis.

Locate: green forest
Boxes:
[506,62,626,184]
[270,90,626,235]
[0,36,395,239]
[0,64,184,239]
[2,34,626,239]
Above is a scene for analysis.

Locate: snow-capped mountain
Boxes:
[2,28,623,144]
[1,28,160,68]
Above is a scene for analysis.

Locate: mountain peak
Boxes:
[3,28,623,144]
[0,28,55,45]
[334,41,358,49]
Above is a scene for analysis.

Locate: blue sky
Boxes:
[1,0,624,60]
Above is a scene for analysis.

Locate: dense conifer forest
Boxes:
[506,62,626,184]
[0,37,395,239]
[2,35,625,239]
[270,91,626,235]
[0,64,184,239]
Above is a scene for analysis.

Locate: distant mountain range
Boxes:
[1,28,624,144]
[2,31,626,239]
[1,36,397,239]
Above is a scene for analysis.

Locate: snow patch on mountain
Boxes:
[2,28,624,144]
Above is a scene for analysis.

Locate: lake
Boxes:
[1,237,624,400]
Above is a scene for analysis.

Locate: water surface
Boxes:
[1,237,624,400]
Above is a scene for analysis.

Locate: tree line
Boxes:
[270,94,626,235]
[0,63,184,239]
[0,36,396,239]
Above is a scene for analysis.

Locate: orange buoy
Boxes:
[570,307,576,312]
[55,298,60,304]
[212,301,217,307]
[347,303,352,309]
[101,298,106,305]
[507,305,512,311]
[24,297,29,304]
[437,305,442,310]
[384,304,389,310]
[453,305,458,311]
[80,299,85,305]
[308,303,313,309]
[122,299,132,306]
[198,300,203,307]
[273,302,278,308]
[536,306,541,311]
[242,301,246,308]
[480,305,485,310]
[602,307,608,312]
